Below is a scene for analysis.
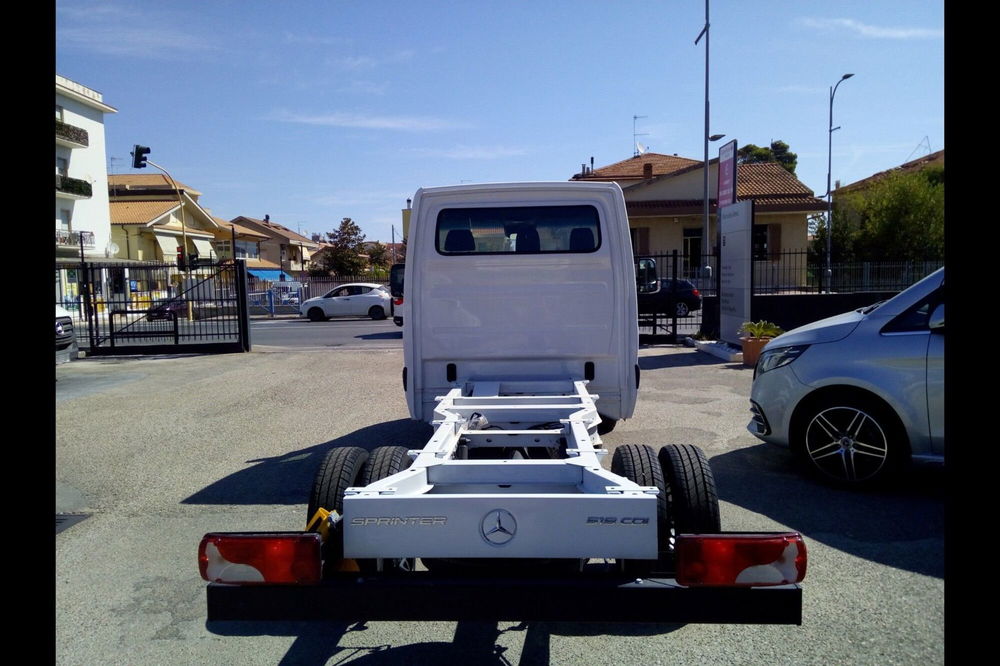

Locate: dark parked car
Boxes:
[56,305,78,364]
[146,297,187,320]
[637,278,702,317]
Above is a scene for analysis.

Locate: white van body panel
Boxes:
[403,182,638,423]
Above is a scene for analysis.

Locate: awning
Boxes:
[247,269,294,282]
[191,237,215,258]
[154,234,180,259]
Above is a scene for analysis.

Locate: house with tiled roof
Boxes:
[228,215,320,278]
[108,174,236,265]
[571,153,826,278]
[834,149,944,196]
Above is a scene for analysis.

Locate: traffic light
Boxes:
[188,253,200,269]
[132,144,150,169]
[176,246,186,270]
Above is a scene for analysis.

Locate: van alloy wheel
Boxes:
[803,404,890,484]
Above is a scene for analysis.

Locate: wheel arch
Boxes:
[788,384,912,460]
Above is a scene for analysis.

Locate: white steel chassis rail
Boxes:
[342,379,660,560]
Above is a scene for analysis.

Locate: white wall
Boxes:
[56,85,113,259]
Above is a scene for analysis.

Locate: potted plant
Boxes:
[738,320,784,367]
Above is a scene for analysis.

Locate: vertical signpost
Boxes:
[716,140,753,346]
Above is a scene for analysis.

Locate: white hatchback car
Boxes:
[748,267,944,485]
[299,282,391,322]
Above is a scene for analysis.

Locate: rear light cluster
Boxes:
[692,288,700,297]
[676,533,806,587]
[199,531,806,587]
[199,533,322,585]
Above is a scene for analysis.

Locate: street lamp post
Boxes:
[695,0,713,279]
[824,73,854,285]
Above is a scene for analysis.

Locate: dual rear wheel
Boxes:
[610,443,720,576]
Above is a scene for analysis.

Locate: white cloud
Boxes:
[797,17,943,39]
[272,110,470,131]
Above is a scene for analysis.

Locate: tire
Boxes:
[361,445,413,486]
[357,446,415,574]
[597,415,618,435]
[307,307,327,322]
[307,446,369,570]
[675,301,690,317]
[657,445,721,541]
[610,444,668,575]
[368,305,386,320]
[794,394,905,486]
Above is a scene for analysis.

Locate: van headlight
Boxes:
[754,345,809,379]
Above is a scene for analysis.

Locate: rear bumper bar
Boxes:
[206,572,802,624]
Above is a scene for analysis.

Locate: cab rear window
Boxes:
[436,205,601,255]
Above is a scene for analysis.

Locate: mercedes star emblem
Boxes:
[481,509,517,546]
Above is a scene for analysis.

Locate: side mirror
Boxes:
[929,303,945,331]
[636,258,658,294]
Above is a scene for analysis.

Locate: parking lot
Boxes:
[55,344,944,664]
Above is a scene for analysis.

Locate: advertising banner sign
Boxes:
[717,140,738,208]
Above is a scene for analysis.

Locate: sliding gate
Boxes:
[57,261,251,356]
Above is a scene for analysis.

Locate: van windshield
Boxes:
[436,205,601,255]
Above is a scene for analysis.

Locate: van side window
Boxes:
[436,205,601,255]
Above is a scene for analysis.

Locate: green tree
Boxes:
[321,217,368,276]
[737,140,798,175]
[812,165,944,262]
[366,241,390,271]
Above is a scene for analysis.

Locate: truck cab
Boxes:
[402,182,639,427]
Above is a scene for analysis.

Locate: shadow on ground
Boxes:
[356,331,403,340]
[208,619,682,664]
[711,442,944,578]
[182,419,433,505]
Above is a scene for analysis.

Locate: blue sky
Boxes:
[56,1,944,244]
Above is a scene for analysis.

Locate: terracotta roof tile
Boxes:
[571,153,702,180]
[108,174,201,196]
[837,149,944,193]
[231,216,316,244]
[110,200,177,225]
[736,162,815,197]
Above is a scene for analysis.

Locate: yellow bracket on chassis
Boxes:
[304,507,359,573]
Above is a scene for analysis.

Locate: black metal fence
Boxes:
[56,261,250,355]
[745,250,942,294]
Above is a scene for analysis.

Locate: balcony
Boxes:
[56,174,93,199]
[56,229,95,248]
[55,120,89,148]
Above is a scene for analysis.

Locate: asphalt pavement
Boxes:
[55,344,944,664]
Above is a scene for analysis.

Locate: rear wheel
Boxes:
[307,307,327,322]
[368,305,386,320]
[610,444,668,576]
[675,301,690,317]
[657,445,721,550]
[307,446,369,573]
[357,446,415,573]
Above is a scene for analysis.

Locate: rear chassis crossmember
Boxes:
[206,571,802,624]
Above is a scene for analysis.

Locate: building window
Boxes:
[630,227,650,255]
[56,104,64,121]
[683,228,703,278]
[752,224,782,261]
[234,239,259,259]
[56,156,68,177]
[59,209,72,231]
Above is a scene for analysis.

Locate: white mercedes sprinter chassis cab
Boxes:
[200,182,806,624]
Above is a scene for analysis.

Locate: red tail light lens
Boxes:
[676,533,806,587]
[393,297,404,306]
[692,288,701,297]
[199,532,322,585]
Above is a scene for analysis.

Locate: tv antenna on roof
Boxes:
[904,136,932,163]
[633,115,649,156]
